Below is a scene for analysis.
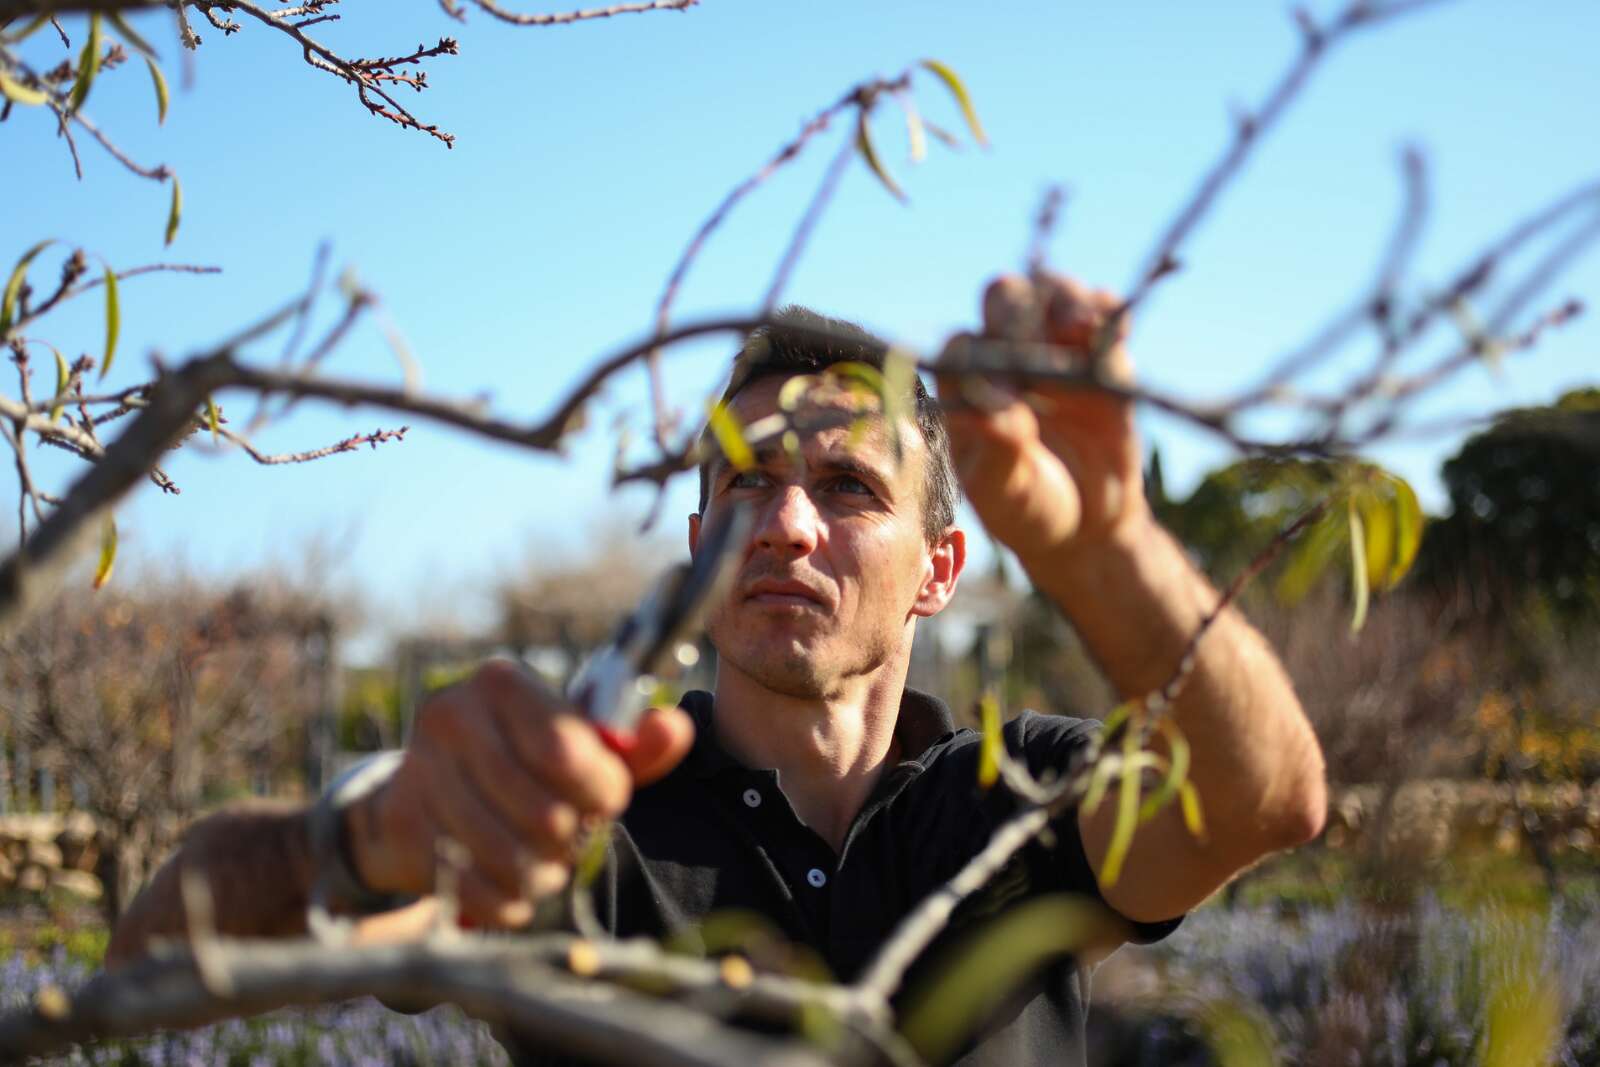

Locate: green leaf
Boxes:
[205,395,220,442]
[573,820,612,889]
[1347,500,1369,633]
[66,15,103,115]
[109,12,160,59]
[898,894,1117,1065]
[145,57,169,125]
[1097,725,1144,889]
[1138,719,1190,824]
[101,266,119,379]
[92,515,117,590]
[164,175,183,246]
[855,109,906,203]
[1081,754,1118,817]
[0,72,50,107]
[1178,780,1207,841]
[918,59,989,147]
[977,691,1001,788]
[49,349,71,423]
[705,401,753,470]
[1274,503,1347,605]
[0,239,56,338]
[0,15,51,45]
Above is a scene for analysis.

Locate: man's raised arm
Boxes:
[938,273,1326,924]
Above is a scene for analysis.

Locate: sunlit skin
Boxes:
[690,377,965,848]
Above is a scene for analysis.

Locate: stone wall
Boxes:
[0,813,103,902]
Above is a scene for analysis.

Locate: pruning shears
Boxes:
[566,504,751,755]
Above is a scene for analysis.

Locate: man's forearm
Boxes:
[1027,512,1326,918]
[106,803,317,967]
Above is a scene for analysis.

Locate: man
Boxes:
[109,272,1326,1065]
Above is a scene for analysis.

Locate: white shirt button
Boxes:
[742,788,762,809]
[806,868,827,888]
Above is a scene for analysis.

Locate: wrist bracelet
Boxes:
[307,750,409,917]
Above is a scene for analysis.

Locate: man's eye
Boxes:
[727,470,769,490]
[829,475,873,496]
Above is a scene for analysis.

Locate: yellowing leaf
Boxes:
[776,373,816,413]
[977,691,1001,788]
[1388,474,1424,586]
[919,59,989,147]
[1097,726,1143,888]
[49,349,70,423]
[705,401,753,470]
[1357,487,1395,594]
[165,175,183,246]
[66,15,103,115]
[1347,500,1369,633]
[101,266,120,378]
[205,395,220,442]
[855,109,906,203]
[146,57,169,125]
[1178,781,1207,841]
[1138,719,1190,824]
[0,239,55,337]
[896,92,927,163]
[92,516,117,590]
[0,71,49,107]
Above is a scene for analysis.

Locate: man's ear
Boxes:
[688,512,702,558]
[912,527,966,618]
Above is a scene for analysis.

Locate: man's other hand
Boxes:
[344,659,693,928]
[938,272,1146,566]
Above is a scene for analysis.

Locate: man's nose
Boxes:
[752,485,820,556]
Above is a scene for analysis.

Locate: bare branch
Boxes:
[461,0,696,28]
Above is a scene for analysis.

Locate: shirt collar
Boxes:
[676,687,956,780]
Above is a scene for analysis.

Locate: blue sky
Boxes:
[7,0,1598,643]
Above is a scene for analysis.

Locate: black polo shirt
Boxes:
[506,688,1181,1067]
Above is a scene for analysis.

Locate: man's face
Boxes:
[692,376,961,700]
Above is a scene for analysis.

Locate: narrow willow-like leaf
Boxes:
[1138,719,1190,824]
[1097,726,1144,888]
[855,109,906,203]
[1347,501,1369,633]
[1388,474,1424,586]
[101,266,120,378]
[896,92,927,163]
[164,175,183,246]
[92,516,117,590]
[1081,754,1119,817]
[49,350,70,423]
[1,240,56,337]
[1100,699,1136,741]
[899,894,1117,1065]
[205,395,220,442]
[1357,487,1395,594]
[776,373,816,413]
[145,57,169,125]
[1274,503,1346,605]
[66,15,102,115]
[918,59,989,147]
[573,820,613,889]
[109,12,159,59]
[977,691,1002,788]
[0,15,50,44]
[705,401,753,470]
[0,71,49,106]
[1177,780,1207,841]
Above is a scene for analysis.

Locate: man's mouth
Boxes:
[744,579,828,609]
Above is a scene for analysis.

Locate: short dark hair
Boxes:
[696,306,958,544]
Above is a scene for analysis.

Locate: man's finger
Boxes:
[622,705,696,786]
